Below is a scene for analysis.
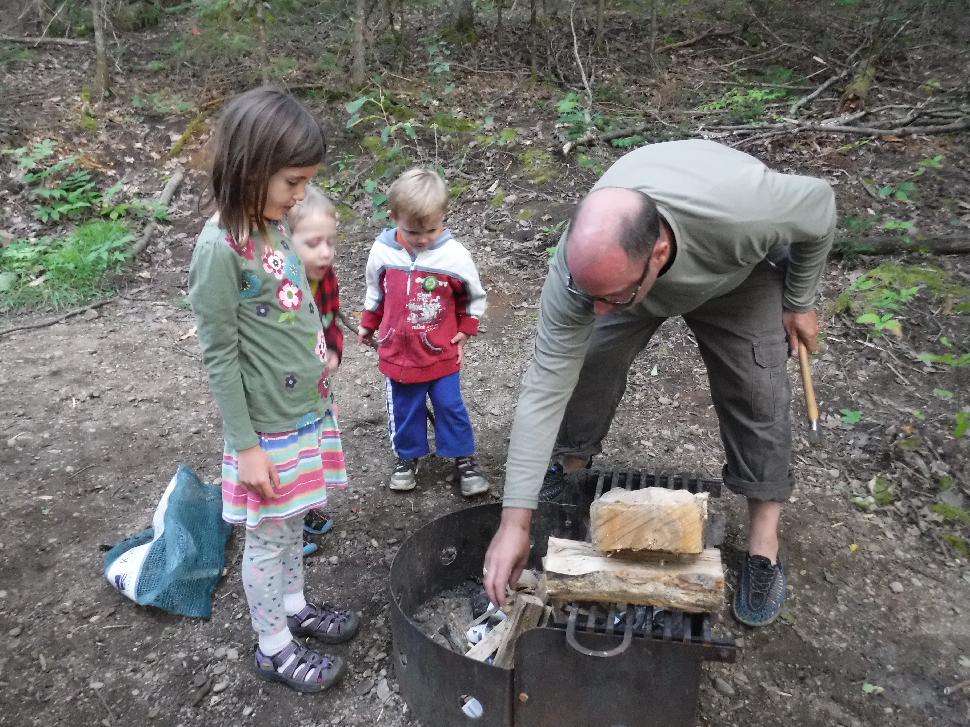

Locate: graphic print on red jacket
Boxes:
[361,228,487,384]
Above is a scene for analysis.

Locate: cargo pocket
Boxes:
[750,338,789,422]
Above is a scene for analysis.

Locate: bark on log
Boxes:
[543,537,725,613]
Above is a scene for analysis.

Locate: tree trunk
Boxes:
[350,0,367,87]
[90,0,110,101]
[839,56,876,113]
[450,0,475,40]
[595,0,605,50]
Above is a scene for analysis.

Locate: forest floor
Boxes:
[1,9,969,727]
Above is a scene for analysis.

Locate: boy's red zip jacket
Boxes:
[361,228,486,384]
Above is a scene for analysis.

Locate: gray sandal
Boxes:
[254,640,345,693]
[287,602,361,645]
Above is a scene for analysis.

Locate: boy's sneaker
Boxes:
[732,554,787,627]
[389,458,418,491]
[456,456,489,497]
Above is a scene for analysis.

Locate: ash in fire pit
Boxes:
[411,570,545,661]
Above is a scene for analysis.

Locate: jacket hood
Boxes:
[377,227,453,251]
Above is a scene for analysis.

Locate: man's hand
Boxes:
[451,331,469,366]
[483,508,533,608]
[782,309,819,357]
[236,445,280,500]
[358,325,374,346]
[326,351,340,374]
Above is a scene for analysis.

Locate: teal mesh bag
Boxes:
[103,465,232,619]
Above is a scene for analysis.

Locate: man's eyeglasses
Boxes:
[565,258,650,307]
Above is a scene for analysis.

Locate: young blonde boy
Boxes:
[358,169,488,496]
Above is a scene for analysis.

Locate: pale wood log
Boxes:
[465,618,509,661]
[590,487,708,555]
[492,594,546,669]
[543,537,725,613]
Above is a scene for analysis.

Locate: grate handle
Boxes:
[565,605,634,658]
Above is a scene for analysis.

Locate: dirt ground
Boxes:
[2,11,970,727]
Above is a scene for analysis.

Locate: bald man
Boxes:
[484,139,835,627]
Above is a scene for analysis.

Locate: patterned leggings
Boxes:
[242,516,305,650]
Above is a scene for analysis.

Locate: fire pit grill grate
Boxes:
[389,469,739,727]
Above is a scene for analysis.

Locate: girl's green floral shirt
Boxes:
[189,218,333,451]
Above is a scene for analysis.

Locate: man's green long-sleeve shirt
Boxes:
[503,140,836,509]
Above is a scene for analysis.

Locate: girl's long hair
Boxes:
[208,87,326,244]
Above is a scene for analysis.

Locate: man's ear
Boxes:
[649,235,670,273]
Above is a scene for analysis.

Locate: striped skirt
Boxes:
[222,410,348,530]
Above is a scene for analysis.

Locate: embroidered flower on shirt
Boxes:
[262,249,286,279]
[255,303,269,317]
[284,373,298,389]
[226,233,255,260]
[315,330,328,362]
[317,372,330,398]
[284,255,302,284]
[277,281,303,310]
[240,271,262,299]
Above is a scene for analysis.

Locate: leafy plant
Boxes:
[840,408,863,424]
[882,218,914,232]
[0,221,132,310]
[425,41,454,95]
[855,311,902,336]
[556,92,609,141]
[835,263,970,335]
[700,86,787,122]
[917,154,945,171]
[932,503,970,527]
[0,46,34,66]
[851,476,895,511]
[954,410,970,439]
[878,181,916,202]
[132,89,195,116]
[32,169,102,223]
[917,352,970,368]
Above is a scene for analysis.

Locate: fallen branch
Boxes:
[795,118,969,136]
[131,168,185,257]
[0,34,89,46]
[719,117,968,139]
[789,69,849,116]
[0,299,114,338]
[655,28,733,54]
[834,235,970,256]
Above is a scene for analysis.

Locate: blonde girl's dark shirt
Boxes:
[189,218,333,451]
